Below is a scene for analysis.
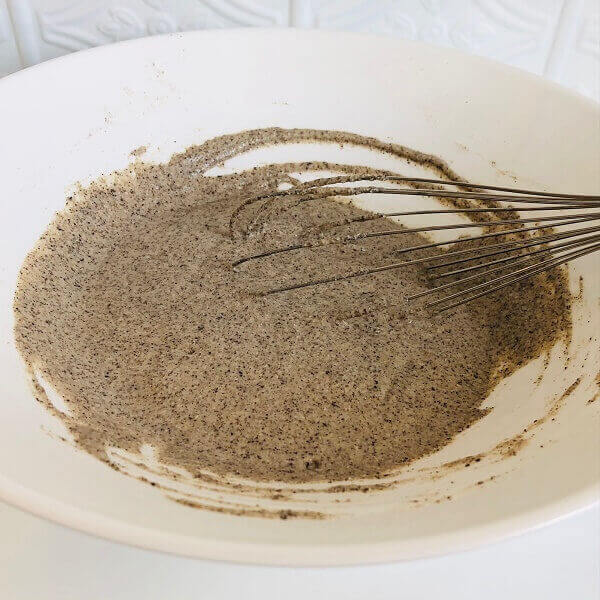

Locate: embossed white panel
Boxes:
[2,0,599,99]
[7,0,288,65]
[559,0,600,100]
[0,0,21,75]
[309,0,565,76]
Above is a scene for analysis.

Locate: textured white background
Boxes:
[1,2,599,598]
[1,0,599,100]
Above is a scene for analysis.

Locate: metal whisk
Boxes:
[232,176,600,311]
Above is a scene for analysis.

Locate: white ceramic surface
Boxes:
[0,30,598,566]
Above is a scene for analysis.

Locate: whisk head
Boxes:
[231,176,600,311]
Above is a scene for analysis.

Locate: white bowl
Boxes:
[0,30,598,566]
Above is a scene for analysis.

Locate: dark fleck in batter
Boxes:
[13,128,571,484]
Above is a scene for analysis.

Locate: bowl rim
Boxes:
[3,27,599,109]
[1,28,598,566]
[0,470,598,566]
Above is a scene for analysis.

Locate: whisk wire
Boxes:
[232,176,600,309]
[425,224,600,271]
[429,232,600,281]
[431,241,600,311]
[408,234,600,302]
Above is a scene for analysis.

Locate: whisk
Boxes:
[232,176,600,311]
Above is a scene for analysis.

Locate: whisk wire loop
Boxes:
[231,177,600,310]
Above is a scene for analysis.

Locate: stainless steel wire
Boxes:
[232,177,600,310]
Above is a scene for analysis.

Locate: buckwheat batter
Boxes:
[13,128,571,484]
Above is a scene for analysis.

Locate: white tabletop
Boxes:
[1,499,598,600]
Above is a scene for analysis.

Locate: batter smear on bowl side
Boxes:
[13,128,571,487]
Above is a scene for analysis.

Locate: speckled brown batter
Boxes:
[13,128,571,483]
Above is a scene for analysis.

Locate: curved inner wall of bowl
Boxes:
[0,31,598,563]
